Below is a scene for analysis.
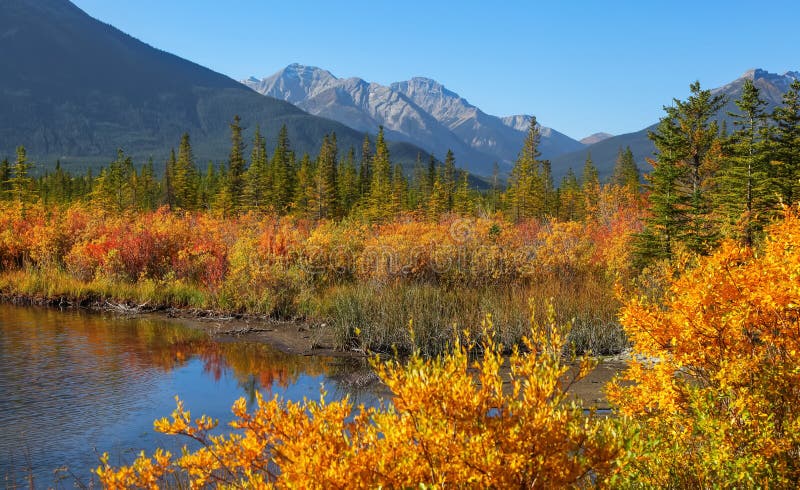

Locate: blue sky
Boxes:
[72,0,799,140]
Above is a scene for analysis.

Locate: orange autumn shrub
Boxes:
[356,220,448,283]
[301,219,366,282]
[533,220,594,280]
[609,207,800,487]
[62,208,229,286]
[96,310,626,488]
[353,217,537,287]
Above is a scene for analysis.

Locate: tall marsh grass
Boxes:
[319,272,627,356]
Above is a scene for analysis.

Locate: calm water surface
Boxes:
[0,304,380,487]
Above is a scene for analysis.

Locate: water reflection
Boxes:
[0,304,379,487]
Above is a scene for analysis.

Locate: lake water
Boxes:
[0,304,381,488]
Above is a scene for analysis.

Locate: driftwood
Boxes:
[104,300,151,314]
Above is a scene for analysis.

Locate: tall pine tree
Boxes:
[173,132,197,210]
[771,79,800,206]
[716,79,773,245]
[225,115,246,213]
[506,117,546,221]
[367,127,393,220]
[244,126,270,211]
[635,115,692,264]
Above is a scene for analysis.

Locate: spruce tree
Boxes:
[558,168,582,221]
[771,79,800,205]
[293,153,315,218]
[611,146,641,197]
[442,149,457,211]
[93,149,135,212]
[226,115,246,213]
[244,126,269,211]
[427,177,448,220]
[663,81,725,254]
[173,132,197,210]
[540,157,555,215]
[581,152,600,218]
[9,146,34,206]
[337,146,359,215]
[358,134,372,198]
[270,125,294,212]
[716,79,773,245]
[427,154,438,197]
[506,117,546,221]
[391,163,408,214]
[312,134,338,219]
[367,127,393,220]
[137,158,159,211]
[163,148,176,208]
[635,116,691,264]
[0,158,11,200]
[453,170,473,215]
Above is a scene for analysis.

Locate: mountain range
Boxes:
[1,0,796,187]
[0,0,434,173]
[243,65,587,174]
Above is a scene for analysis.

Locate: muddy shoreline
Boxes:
[0,292,626,409]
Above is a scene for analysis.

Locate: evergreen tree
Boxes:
[93,149,135,212]
[367,127,393,220]
[771,79,800,205]
[506,117,546,221]
[226,115,246,212]
[716,79,773,245]
[581,152,600,218]
[635,116,692,264]
[293,153,315,217]
[558,168,582,221]
[453,170,473,215]
[270,125,294,212]
[664,81,725,254]
[391,164,408,214]
[442,149,457,211]
[312,134,338,219]
[358,134,372,198]
[137,158,160,211]
[163,148,176,208]
[337,146,359,215]
[244,126,269,211]
[214,168,236,217]
[541,157,555,215]
[427,154,438,197]
[173,132,197,209]
[9,146,34,205]
[611,146,641,197]
[0,158,10,199]
[427,177,448,220]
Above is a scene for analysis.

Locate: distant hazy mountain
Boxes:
[0,0,432,173]
[551,69,800,182]
[579,133,614,145]
[243,65,586,174]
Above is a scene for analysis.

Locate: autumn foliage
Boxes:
[0,197,641,309]
[96,312,625,488]
[89,205,800,488]
[610,207,800,487]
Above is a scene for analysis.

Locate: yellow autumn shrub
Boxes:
[609,207,800,487]
[96,308,626,488]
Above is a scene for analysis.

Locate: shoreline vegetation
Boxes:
[0,205,632,357]
[3,78,800,485]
